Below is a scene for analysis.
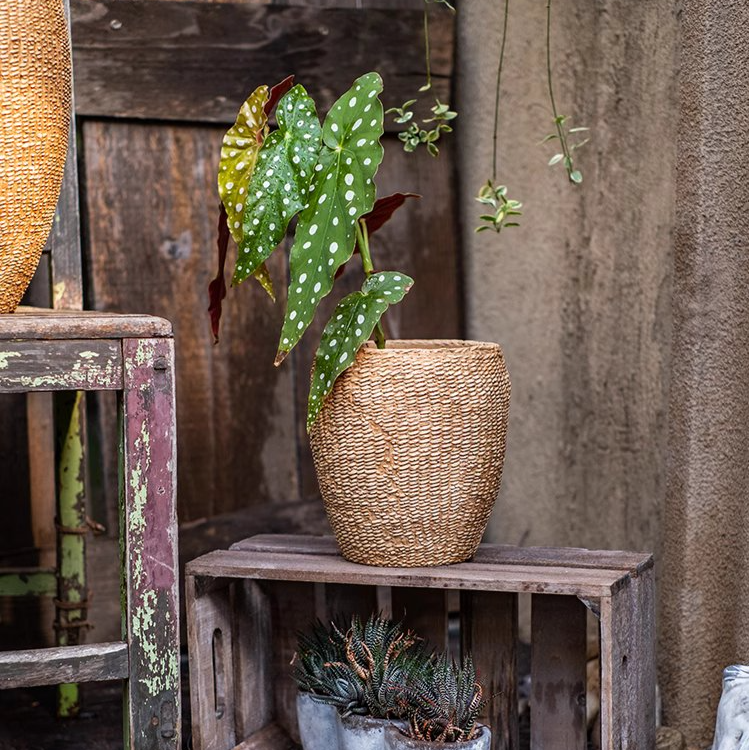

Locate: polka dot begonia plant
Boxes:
[211,72,418,430]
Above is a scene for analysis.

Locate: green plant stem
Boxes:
[546,0,571,173]
[356,219,386,348]
[422,7,432,91]
[492,0,510,181]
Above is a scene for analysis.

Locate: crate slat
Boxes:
[530,595,588,750]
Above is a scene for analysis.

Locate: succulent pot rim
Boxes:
[383,724,490,747]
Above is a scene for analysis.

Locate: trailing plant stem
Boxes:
[356,220,386,348]
[546,0,571,169]
[492,0,510,181]
[422,7,432,92]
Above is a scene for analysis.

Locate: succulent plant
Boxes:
[403,653,486,742]
[292,614,431,719]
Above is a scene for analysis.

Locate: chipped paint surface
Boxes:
[0,351,21,369]
[122,337,180,748]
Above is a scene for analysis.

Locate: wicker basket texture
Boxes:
[0,0,72,314]
[310,340,511,567]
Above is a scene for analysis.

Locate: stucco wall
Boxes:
[456,1,678,555]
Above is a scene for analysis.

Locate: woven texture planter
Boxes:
[0,0,72,314]
[309,340,511,567]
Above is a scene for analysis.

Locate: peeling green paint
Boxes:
[0,351,21,370]
[131,590,180,695]
[0,571,56,597]
[78,350,100,360]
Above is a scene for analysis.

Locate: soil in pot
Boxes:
[310,340,511,567]
[383,724,492,750]
[297,692,339,750]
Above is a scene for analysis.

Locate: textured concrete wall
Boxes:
[456,1,678,556]
[660,2,749,745]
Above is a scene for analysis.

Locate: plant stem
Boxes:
[422,6,432,91]
[546,0,572,175]
[492,0,510,181]
[356,219,386,348]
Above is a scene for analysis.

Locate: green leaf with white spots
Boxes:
[307,271,413,430]
[218,84,275,297]
[275,72,385,365]
[234,84,322,287]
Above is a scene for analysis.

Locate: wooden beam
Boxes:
[70,0,454,128]
[0,642,129,689]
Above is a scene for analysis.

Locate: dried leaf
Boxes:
[208,204,231,343]
[264,74,296,121]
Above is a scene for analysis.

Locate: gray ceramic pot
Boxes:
[337,715,404,750]
[297,692,340,750]
[713,665,749,750]
[383,724,491,750]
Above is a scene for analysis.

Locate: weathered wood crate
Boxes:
[186,534,654,750]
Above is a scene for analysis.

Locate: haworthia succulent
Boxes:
[275,72,385,365]
[218,85,274,297]
[234,85,322,286]
[307,271,414,430]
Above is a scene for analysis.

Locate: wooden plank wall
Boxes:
[1,0,461,640]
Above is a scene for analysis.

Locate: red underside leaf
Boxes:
[259,74,296,141]
[208,203,231,343]
[335,192,421,278]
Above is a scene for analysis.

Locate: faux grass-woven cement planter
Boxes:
[297,692,339,750]
[383,725,491,750]
[0,0,72,314]
[309,340,511,567]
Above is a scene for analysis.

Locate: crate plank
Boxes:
[232,581,273,741]
[0,307,172,340]
[231,723,297,750]
[0,642,128,689]
[531,595,587,750]
[233,534,653,576]
[0,339,122,392]
[188,549,626,598]
[599,567,656,749]
[391,588,449,651]
[321,583,379,624]
[186,576,237,750]
[461,591,518,750]
[70,0,453,128]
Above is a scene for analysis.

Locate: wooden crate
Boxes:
[185,535,655,750]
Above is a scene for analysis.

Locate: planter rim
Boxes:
[384,724,489,747]
[360,339,502,353]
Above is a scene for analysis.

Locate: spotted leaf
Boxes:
[218,84,274,297]
[275,72,385,365]
[234,84,322,286]
[307,271,414,430]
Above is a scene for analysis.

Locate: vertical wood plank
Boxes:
[232,580,273,741]
[530,595,587,750]
[391,588,449,651]
[322,583,379,624]
[599,569,656,750]
[461,591,518,750]
[83,121,298,524]
[186,575,236,750]
[269,581,317,742]
[122,337,180,750]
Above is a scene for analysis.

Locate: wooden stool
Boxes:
[186,534,655,750]
[0,308,181,750]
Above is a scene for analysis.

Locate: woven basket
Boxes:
[0,0,72,314]
[309,340,511,567]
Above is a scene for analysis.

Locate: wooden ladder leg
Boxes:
[121,338,180,750]
[54,390,88,718]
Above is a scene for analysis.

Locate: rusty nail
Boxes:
[153,357,168,371]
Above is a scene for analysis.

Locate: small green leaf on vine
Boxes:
[391,100,456,157]
[541,116,589,184]
[474,180,523,234]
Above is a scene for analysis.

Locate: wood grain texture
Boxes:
[187,549,624,598]
[600,567,656,750]
[0,642,128,689]
[0,340,122,392]
[83,120,298,524]
[391,588,448,651]
[0,308,172,340]
[530,595,587,750]
[231,724,297,750]
[232,534,653,575]
[70,0,453,128]
[186,575,237,750]
[461,591,518,750]
[121,337,181,750]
